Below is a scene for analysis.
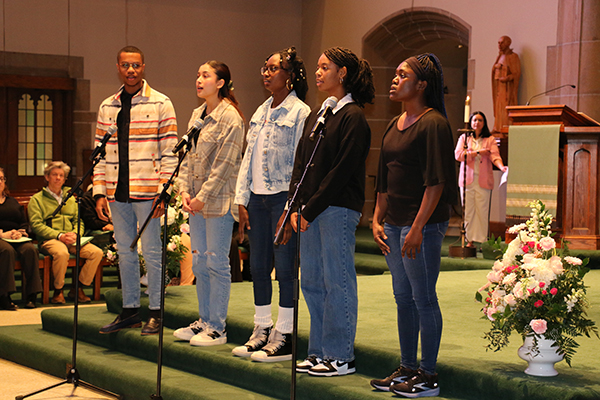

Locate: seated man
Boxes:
[29,161,103,304]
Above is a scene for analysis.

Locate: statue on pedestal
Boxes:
[492,36,521,132]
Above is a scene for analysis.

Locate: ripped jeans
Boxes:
[189,211,234,332]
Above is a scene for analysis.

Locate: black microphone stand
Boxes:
[130,141,191,400]
[17,149,121,400]
[449,126,477,259]
[274,126,327,400]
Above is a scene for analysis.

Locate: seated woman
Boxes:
[0,167,42,310]
[29,161,103,304]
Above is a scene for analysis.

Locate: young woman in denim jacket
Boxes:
[232,47,310,362]
[174,61,244,346]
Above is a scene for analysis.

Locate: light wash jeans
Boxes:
[300,206,360,362]
[189,211,234,332]
[111,200,162,310]
[247,192,295,307]
[383,220,449,375]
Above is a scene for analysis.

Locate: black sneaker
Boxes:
[99,313,142,334]
[370,366,418,391]
[232,325,271,357]
[296,355,322,373]
[308,359,356,377]
[251,329,292,362]
[390,369,440,398]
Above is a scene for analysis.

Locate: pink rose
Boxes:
[542,290,547,295]
[539,237,556,251]
[550,288,558,295]
[504,293,517,307]
[534,300,544,308]
[487,270,503,283]
[539,282,545,288]
[486,306,498,321]
[167,242,177,252]
[564,256,582,266]
[530,319,548,334]
[180,223,190,234]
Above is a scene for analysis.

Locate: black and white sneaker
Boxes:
[296,355,322,373]
[308,359,356,377]
[173,319,206,341]
[251,329,292,362]
[232,325,271,357]
[389,369,440,398]
[370,366,418,391]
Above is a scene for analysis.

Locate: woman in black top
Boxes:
[0,167,42,309]
[370,54,457,397]
[290,47,374,377]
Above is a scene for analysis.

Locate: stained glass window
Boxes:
[18,94,53,176]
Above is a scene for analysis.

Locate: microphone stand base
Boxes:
[448,245,477,259]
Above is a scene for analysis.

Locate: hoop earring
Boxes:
[286,79,293,91]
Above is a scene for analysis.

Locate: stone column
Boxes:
[547,0,600,121]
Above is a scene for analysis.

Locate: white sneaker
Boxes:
[232,325,271,357]
[251,329,292,362]
[173,319,206,341]
[190,328,227,346]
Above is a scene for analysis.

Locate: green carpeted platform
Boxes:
[1,269,599,400]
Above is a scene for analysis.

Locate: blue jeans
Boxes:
[300,206,360,362]
[189,211,234,332]
[384,220,448,375]
[247,192,295,307]
[111,200,162,310]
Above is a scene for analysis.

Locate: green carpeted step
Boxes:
[38,306,403,400]
[0,325,278,400]
[354,252,495,275]
[39,272,600,400]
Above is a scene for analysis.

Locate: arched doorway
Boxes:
[360,7,470,225]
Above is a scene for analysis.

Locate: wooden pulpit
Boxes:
[506,105,600,250]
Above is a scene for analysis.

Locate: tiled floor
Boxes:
[0,304,115,400]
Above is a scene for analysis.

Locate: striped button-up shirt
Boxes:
[93,80,178,201]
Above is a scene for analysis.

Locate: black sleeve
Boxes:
[302,107,370,222]
[80,190,108,231]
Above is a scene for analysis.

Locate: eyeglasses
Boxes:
[119,62,142,70]
[260,65,283,75]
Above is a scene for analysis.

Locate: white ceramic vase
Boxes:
[517,334,564,376]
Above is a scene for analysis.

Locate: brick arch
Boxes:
[359,7,470,226]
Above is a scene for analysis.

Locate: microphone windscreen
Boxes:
[324,96,338,110]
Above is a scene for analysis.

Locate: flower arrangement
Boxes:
[475,200,598,366]
[104,184,189,282]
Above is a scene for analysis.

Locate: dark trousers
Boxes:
[0,239,42,297]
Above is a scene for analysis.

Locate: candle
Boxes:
[464,95,471,124]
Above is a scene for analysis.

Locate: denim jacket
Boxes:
[235,91,310,206]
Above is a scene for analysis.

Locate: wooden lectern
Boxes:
[506,105,600,250]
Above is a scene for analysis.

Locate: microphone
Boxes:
[526,84,576,106]
[309,96,338,140]
[172,118,204,154]
[89,125,117,161]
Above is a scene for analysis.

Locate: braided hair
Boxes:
[269,46,308,101]
[323,47,375,108]
[405,53,446,117]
